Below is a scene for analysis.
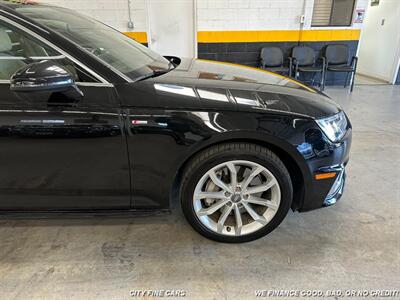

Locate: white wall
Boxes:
[197,0,369,31]
[44,0,369,33]
[197,0,305,30]
[146,0,196,57]
[43,0,148,32]
[357,0,400,83]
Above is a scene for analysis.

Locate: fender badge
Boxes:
[132,120,148,125]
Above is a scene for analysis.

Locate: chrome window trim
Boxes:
[0,14,110,84]
[76,82,114,87]
[0,55,65,60]
[0,79,113,88]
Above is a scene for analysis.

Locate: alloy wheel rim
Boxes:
[193,160,281,236]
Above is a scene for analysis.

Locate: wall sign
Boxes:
[371,0,380,6]
[354,9,366,23]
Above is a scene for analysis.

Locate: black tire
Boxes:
[181,142,293,243]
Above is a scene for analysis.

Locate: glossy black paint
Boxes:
[116,58,350,211]
[0,83,131,210]
[10,60,85,107]
[10,60,76,91]
[0,2,352,212]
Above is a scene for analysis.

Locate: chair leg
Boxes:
[344,72,350,88]
[350,71,355,92]
[311,72,316,86]
[319,71,323,91]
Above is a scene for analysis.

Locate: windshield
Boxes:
[16,5,170,81]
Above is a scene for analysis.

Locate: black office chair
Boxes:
[290,46,325,91]
[259,47,290,75]
[324,44,358,92]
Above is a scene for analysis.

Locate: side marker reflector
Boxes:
[315,172,337,180]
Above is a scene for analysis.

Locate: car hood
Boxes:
[152,58,341,119]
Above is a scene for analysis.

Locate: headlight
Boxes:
[316,111,348,143]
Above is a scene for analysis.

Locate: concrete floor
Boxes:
[355,74,389,85]
[0,85,399,300]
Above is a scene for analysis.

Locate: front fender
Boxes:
[125,109,313,209]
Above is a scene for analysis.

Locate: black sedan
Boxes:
[0,1,351,243]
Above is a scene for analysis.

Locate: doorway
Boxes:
[357,0,400,84]
[146,0,196,58]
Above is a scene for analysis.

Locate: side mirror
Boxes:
[10,60,83,106]
[164,55,181,67]
[11,60,76,92]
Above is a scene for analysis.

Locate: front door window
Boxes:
[0,20,97,82]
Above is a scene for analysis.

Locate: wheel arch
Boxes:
[170,136,310,211]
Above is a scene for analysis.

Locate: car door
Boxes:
[0,20,131,210]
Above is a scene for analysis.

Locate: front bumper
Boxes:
[323,168,346,206]
[297,125,352,212]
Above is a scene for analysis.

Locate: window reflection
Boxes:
[197,89,229,102]
[232,76,257,83]
[191,112,226,133]
[198,72,223,80]
[234,96,259,106]
[154,84,196,97]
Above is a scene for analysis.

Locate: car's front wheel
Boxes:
[181,143,293,243]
